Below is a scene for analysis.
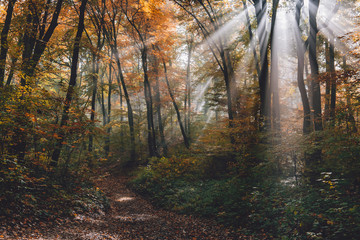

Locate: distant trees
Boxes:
[172,0,238,124]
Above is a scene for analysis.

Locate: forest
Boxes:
[0,0,360,239]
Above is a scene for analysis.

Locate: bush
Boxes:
[0,155,109,221]
[131,152,360,239]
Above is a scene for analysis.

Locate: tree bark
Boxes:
[254,0,271,130]
[309,0,323,131]
[51,0,88,166]
[295,0,311,134]
[243,0,260,77]
[20,0,64,86]
[104,53,112,156]
[343,57,357,132]
[329,36,336,122]
[184,39,193,141]
[112,46,136,162]
[324,39,331,123]
[153,55,168,156]
[88,53,99,152]
[0,0,17,86]
[270,0,280,132]
[142,47,158,157]
[162,61,190,149]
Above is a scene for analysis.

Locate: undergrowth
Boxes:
[0,156,110,223]
[130,151,360,239]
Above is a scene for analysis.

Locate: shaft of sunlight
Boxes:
[194,78,212,113]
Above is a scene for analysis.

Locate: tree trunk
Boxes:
[324,39,330,123]
[0,0,17,86]
[329,36,336,122]
[306,0,323,184]
[254,0,271,131]
[153,57,168,156]
[295,0,311,134]
[13,0,65,161]
[162,61,190,149]
[184,40,193,141]
[343,57,357,132]
[112,47,136,162]
[172,0,236,125]
[88,53,99,152]
[309,0,323,131]
[243,0,260,77]
[105,54,112,156]
[270,0,280,132]
[20,0,64,86]
[141,47,158,157]
[51,0,88,166]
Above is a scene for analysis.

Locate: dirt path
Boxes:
[1,173,250,239]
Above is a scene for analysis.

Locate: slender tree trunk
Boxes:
[243,0,260,77]
[99,74,107,127]
[5,56,18,85]
[306,0,323,184]
[185,40,193,142]
[254,0,271,130]
[153,57,168,156]
[270,0,280,132]
[309,0,323,131]
[0,0,17,86]
[112,47,136,162]
[20,0,64,86]
[305,52,314,127]
[51,0,88,166]
[105,54,112,156]
[343,57,357,132]
[12,6,38,161]
[219,47,235,123]
[295,0,311,134]
[141,47,158,157]
[162,61,190,149]
[329,36,336,122]
[172,0,236,124]
[88,53,99,152]
[324,39,331,123]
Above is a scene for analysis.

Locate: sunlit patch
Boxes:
[114,214,156,222]
[83,232,116,240]
[74,214,105,224]
[115,196,135,202]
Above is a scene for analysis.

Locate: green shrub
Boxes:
[131,153,360,239]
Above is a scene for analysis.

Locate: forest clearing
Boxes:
[1,0,360,239]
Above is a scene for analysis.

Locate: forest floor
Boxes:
[0,171,252,240]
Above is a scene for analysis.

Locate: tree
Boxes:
[172,0,238,124]
[151,49,168,156]
[309,0,323,131]
[87,0,106,152]
[20,0,64,86]
[0,0,17,86]
[162,57,190,149]
[295,0,311,134]
[103,0,136,162]
[184,35,194,142]
[51,0,88,166]
[122,0,158,157]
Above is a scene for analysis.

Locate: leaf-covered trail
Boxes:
[1,173,251,239]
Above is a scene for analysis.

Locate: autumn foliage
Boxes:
[0,0,360,238]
